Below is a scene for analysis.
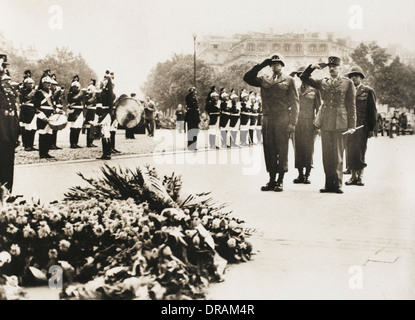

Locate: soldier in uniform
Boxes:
[184,87,200,151]
[256,94,263,144]
[84,79,98,147]
[50,74,64,150]
[244,54,299,192]
[229,92,240,148]
[219,91,231,148]
[109,72,120,154]
[249,93,259,144]
[344,66,377,187]
[300,56,356,193]
[67,79,86,148]
[97,70,114,159]
[205,91,220,149]
[0,54,20,192]
[291,66,322,184]
[239,90,251,147]
[19,72,37,151]
[34,76,55,159]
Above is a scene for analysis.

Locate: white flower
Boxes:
[227,238,237,248]
[63,222,74,237]
[0,251,12,267]
[15,214,28,225]
[59,240,71,252]
[38,221,51,238]
[10,244,21,256]
[6,224,19,235]
[93,224,105,237]
[48,249,58,259]
[23,224,36,238]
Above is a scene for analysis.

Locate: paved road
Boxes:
[14,134,415,300]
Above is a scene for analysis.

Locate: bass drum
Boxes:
[48,113,68,131]
[115,97,144,129]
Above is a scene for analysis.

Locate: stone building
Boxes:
[197,32,354,72]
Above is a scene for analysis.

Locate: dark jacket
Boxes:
[0,82,19,144]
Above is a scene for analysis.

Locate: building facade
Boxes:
[198,32,354,72]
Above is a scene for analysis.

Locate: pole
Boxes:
[193,33,197,88]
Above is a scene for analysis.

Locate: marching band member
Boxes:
[84,79,98,148]
[96,70,114,160]
[19,72,37,151]
[219,91,231,148]
[50,74,64,150]
[239,90,251,147]
[256,94,263,144]
[229,92,240,148]
[34,76,55,159]
[109,72,120,154]
[67,78,86,149]
[205,91,220,149]
[249,93,259,144]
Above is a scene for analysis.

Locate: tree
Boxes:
[141,54,216,113]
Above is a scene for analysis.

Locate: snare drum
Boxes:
[48,114,68,131]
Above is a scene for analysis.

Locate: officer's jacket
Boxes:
[205,99,220,115]
[300,65,356,131]
[298,85,321,121]
[243,64,299,125]
[19,86,36,123]
[0,81,19,144]
[355,84,377,131]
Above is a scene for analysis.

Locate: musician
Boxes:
[249,93,259,144]
[0,54,20,192]
[144,96,156,137]
[108,72,120,153]
[34,76,55,159]
[19,72,37,152]
[205,91,220,149]
[239,91,251,147]
[125,93,138,139]
[344,66,377,187]
[50,74,64,150]
[67,80,86,149]
[97,71,114,159]
[229,93,240,148]
[84,79,98,147]
[256,94,263,144]
[219,92,231,148]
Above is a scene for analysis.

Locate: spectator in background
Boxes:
[175,104,185,133]
[399,110,408,135]
[184,87,200,151]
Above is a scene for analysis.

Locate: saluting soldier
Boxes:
[34,76,55,159]
[344,66,377,187]
[0,54,20,192]
[205,91,220,149]
[244,54,299,192]
[300,56,356,194]
[239,90,251,147]
[229,92,240,148]
[67,79,86,149]
[291,66,322,184]
[19,71,37,151]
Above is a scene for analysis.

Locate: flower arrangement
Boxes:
[0,164,254,300]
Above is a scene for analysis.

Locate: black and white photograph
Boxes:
[0,0,414,305]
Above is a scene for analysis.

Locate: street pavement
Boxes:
[13,133,415,300]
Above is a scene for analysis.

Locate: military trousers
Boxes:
[0,142,16,192]
[346,128,368,170]
[321,130,344,189]
[262,115,290,176]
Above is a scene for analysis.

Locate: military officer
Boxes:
[0,54,20,192]
[50,74,64,150]
[239,90,251,147]
[229,92,240,148]
[300,56,356,193]
[243,54,299,192]
[84,79,98,148]
[97,70,114,159]
[205,91,220,149]
[291,66,322,184]
[184,87,200,151]
[344,66,377,186]
[219,91,231,148]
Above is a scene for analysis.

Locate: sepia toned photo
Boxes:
[0,0,414,304]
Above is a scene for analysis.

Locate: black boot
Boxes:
[110,131,121,153]
[320,176,334,193]
[97,139,111,160]
[70,128,77,148]
[74,128,82,148]
[274,173,284,192]
[86,128,97,147]
[303,167,311,184]
[261,173,276,191]
[39,135,53,159]
[293,168,304,184]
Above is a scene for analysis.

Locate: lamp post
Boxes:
[193,33,197,88]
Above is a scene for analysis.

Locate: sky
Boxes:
[1,0,414,97]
